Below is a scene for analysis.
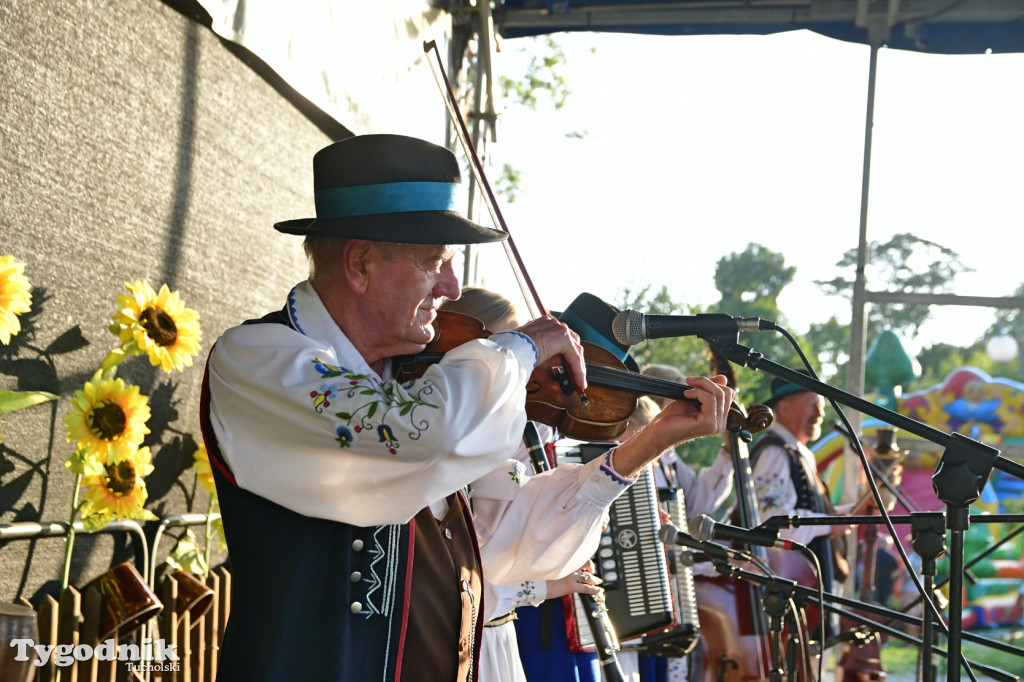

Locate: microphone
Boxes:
[658,523,732,563]
[689,514,805,551]
[611,309,774,346]
[677,550,721,567]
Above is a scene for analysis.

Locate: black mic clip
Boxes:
[763,514,793,530]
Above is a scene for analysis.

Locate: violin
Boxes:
[394,310,773,443]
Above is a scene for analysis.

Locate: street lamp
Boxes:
[986,333,1019,364]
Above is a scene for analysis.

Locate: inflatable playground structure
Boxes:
[812,366,1024,630]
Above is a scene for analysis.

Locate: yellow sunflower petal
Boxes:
[110,280,202,373]
[79,446,154,520]
[192,443,217,497]
[64,378,151,464]
[0,255,33,345]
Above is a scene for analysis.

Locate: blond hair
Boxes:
[440,286,524,332]
[641,364,686,384]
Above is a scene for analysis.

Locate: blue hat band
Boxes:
[315,181,458,218]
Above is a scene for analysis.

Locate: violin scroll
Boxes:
[737,403,774,440]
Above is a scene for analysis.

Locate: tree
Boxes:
[714,243,795,318]
[713,244,815,405]
[498,35,572,111]
[805,316,850,388]
[491,35,582,202]
[613,285,710,378]
[816,233,973,340]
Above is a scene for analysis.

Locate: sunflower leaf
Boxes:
[164,529,208,576]
[0,390,59,414]
[99,348,128,372]
[65,449,105,476]
[81,510,112,532]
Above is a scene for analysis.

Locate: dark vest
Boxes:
[749,429,837,593]
[200,311,484,681]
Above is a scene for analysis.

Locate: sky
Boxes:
[461,29,1024,360]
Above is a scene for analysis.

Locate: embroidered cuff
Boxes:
[488,331,539,370]
[513,580,546,608]
[579,447,635,507]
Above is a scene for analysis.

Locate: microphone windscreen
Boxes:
[658,522,677,545]
[689,514,716,543]
[611,309,644,345]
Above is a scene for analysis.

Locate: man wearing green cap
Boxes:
[750,376,855,633]
[200,135,735,681]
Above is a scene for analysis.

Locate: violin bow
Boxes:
[423,39,546,319]
[424,40,589,405]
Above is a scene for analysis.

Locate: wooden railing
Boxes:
[1,517,229,682]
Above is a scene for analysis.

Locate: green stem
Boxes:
[98,347,129,373]
[60,474,84,593]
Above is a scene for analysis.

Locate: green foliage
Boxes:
[988,282,1024,341]
[914,342,970,388]
[816,233,972,339]
[714,243,795,314]
[613,285,718,380]
[805,316,850,388]
[498,35,571,111]
[0,389,58,414]
[713,244,816,403]
[496,163,523,203]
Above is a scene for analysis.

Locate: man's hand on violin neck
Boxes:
[514,316,587,392]
[613,376,734,479]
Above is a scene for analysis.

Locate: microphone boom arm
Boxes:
[711,337,1024,682]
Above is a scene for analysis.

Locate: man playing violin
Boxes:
[200,134,734,682]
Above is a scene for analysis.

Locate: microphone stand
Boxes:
[710,337,1024,682]
[766,512,1024,681]
[711,561,1020,682]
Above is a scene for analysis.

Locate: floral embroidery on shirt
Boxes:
[335,425,356,448]
[508,467,521,485]
[515,580,539,607]
[756,473,790,513]
[312,357,439,451]
[310,384,340,413]
[377,424,398,454]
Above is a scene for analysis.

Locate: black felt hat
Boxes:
[274,134,507,244]
[558,293,640,373]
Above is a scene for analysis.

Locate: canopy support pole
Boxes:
[844,38,880,592]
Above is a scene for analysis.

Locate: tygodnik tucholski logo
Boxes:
[9,636,181,672]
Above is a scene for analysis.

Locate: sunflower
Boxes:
[64,378,151,464]
[79,445,158,525]
[0,255,32,345]
[193,443,217,497]
[111,280,202,373]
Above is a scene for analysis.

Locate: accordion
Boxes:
[557,443,678,652]
[638,486,701,657]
